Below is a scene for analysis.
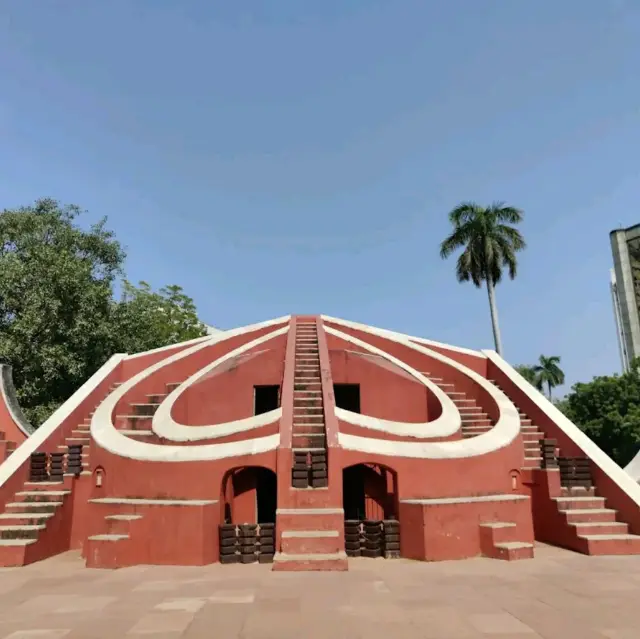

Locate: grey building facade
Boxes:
[610,224,640,372]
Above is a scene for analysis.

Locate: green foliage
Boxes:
[439,201,526,355]
[515,356,565,399]
[533,355,565,400]
[515,364,543,391]
[0,199,125,425]
[112,281,207,354]
[562,359,640,467]
[0,199,207,426]
[439,201,526,288]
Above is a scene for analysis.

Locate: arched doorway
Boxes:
[342,463,401,559]
[342,463,398,521]
[221,466,277,524]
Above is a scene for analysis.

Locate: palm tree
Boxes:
[515,364,543,391]
[439,202,526,356]
[533,355,565,400]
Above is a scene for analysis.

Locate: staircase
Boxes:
[0,384,123,567]
[424,373,492,438]
[488,379,544,469]
[113,382,181,443]
[291,321,328,488]
[489,378,640,554]
[479,521,534,560]
[274,319,347,571]
[554,485,640,555]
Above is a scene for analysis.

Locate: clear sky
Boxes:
[0,1,638,394]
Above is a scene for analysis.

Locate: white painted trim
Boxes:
[324,326,460,437]
[90,498,217,506]
[0,354,126,490]
[401,494,529,505]
[625,450,640,482]
[0,365,34,436]
[325,318,520,459]
[483,349,640,507]
[91,317,290,462]
[321,314,484,357]
[152,327,288,441]
[125,334,213,360]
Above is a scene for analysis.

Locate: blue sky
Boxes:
[0,1,638,393]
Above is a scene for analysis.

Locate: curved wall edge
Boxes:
[0,364,35,437]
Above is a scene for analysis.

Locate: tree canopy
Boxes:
[515,365,543,391]
[0,199,207,426]
[439,201,526,356]
[533,355,565,399]
[560,360,640,467]
[113,281,207,354]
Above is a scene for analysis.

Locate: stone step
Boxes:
[576,533,640,555]
[293,414,325,423]
[0,512,54,523]
[0,524,45,539]
[561,486,596,497]
[560,508,618,524]
[87,534,129,542]
[280,530,340,554]
[5,501,63,513]
[570,521,629,535]
[294,400,323,408]
[292,433,325,439]
[292,425,325,434]
[554,496,605,510]
[14,491,70,504]
[272,551,348,572]
[492,541,534,561]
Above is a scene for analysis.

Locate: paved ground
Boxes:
[0,544,639,638]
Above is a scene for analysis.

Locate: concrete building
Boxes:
[610,269,630,373]
[0,315,640,570]
[610,224,640,371]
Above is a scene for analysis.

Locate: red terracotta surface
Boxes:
[0,314,639,572]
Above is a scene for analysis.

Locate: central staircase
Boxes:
[290,320,328,487]
[273,319,347,571]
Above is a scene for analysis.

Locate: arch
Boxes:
[152,327,288,441]
[90,316,289,461]
[220,466,277,525]
[323,317,521,458]
[324,326,460,438]
[509,468,521,491]
[342,462,399,521]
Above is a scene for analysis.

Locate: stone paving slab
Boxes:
[0,544,639,637]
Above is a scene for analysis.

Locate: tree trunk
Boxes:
[486,279,504,356]
[548,382,552,400]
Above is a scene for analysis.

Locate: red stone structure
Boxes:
[0,314,640,570]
